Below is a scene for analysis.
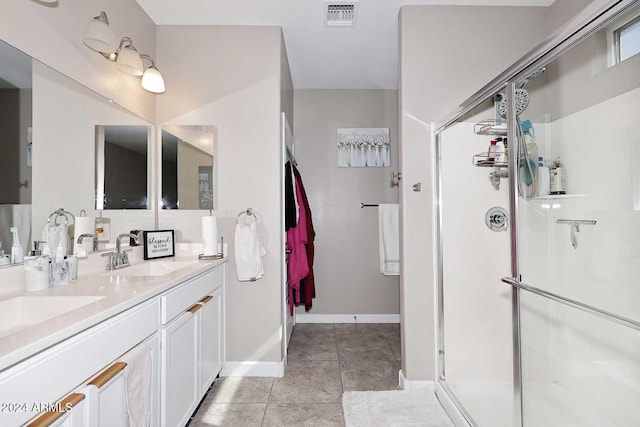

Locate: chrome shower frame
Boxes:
[432,1,640,426]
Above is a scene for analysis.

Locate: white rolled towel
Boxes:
[234,216,266,282]
[378,203,400,276]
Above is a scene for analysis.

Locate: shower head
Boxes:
[526,67,546,80]
[518,67,546,88]
[498,88,530,118]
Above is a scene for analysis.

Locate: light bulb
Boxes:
[142,66,166,93]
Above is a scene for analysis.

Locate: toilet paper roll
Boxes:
[73,216,96,253]
[202,216,218,256]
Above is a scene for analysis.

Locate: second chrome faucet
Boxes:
[102,233,139,271]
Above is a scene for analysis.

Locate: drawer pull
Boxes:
[28,392,85,427]
[187,304,202,314]
[199,295,214,304]
[88,361,127,388]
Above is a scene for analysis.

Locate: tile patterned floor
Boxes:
[190,323,401,427]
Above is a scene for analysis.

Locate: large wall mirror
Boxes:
[161,125,215,210]
[0,38,154,263]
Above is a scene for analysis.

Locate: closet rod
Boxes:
[360,203,379,208]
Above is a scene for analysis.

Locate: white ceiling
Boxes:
[136,0,554,89]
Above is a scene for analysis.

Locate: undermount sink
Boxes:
[0,295,105,338]
[103,261,194,277]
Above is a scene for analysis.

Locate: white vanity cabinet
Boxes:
[159,266,225,427]
[0,299,158,427]
[0,261,225,427]
[85,333,159,427]
[87,362,128,427]
[198,287,224,396]
[160,307,200,427]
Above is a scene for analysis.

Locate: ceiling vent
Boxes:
[324,1,359,28]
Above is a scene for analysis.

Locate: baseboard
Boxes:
[295,314,400,323]
[220,360,285,378]
[434,381,471,427]
[398,369,435,391]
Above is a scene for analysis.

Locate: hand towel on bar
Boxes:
[119,341,152,427]
[378,203,400,276]
[235,215,267,282]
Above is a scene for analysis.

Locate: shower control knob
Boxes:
[485,207,508,232]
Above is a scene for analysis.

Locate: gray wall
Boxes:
[293,89,400,316]
[156,25,289,365]
[398,5,549,381]
[548,0,594,34]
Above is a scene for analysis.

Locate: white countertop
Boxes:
[0,254,227,372]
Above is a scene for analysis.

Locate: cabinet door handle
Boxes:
[88,361,127,388]
[199,295,214,304]
[187,303,203,314]
[27,392,85,427]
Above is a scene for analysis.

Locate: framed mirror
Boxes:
[95,125,150,210]
[161,125,215,210]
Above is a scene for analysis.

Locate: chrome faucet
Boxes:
[102,233,139,271]
[76,233,98,252]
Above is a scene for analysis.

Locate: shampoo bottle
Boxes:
[550,157,567,194]
[537,156,550,196]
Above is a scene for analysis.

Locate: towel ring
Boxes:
[236,208,256,223]
[47,208,77,227]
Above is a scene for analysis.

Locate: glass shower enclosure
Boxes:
[434,1,640,426]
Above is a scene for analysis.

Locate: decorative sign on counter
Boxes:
[143,230,175,260]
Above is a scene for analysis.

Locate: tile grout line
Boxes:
[335,323,345,397]
[260,354,278,425]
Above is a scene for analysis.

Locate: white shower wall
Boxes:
[518,85,640,427]
[440,121,513,427]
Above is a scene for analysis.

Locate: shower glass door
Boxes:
[516,5,640,425]
[437,91,516,427]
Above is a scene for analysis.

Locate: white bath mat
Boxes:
[342,388,454,427]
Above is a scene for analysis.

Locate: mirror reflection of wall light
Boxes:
[82,11,165,94]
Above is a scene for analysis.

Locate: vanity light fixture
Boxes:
[140,54,166,94]
[82,11,165,94]
[82,11,116,54]
[115,38,143,76]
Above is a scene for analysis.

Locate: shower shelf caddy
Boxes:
[473,119,507,136]
[473,118,509,189]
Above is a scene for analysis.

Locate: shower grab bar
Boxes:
[501,277,640,332]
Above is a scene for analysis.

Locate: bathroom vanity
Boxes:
[0,255,226,427]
